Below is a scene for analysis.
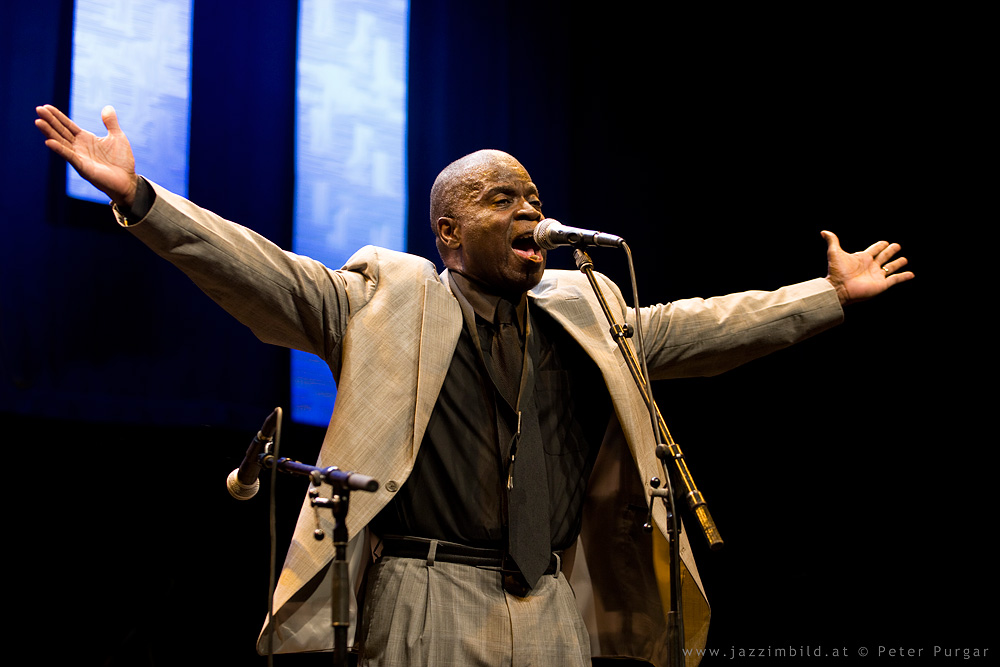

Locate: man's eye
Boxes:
[530,199,543,208]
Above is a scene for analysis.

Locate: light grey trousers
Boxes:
[356,554,591,667]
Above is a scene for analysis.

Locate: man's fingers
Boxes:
[882,256,909,275]
[887,271,915,287]
[35,107,72,144]
[101,105,122,135]
[864,240,890,258]
[43,137,83,171]
[820,230,842,254]
[37,104,81,142]
[35,107,83,167]
[47,104,81,134]
[35,118,71,153]
[875,242,903,266]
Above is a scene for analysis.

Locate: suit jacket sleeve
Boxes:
[118,181,378,378]
[632,278,844,380]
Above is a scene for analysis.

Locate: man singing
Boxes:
[35,103,912,666]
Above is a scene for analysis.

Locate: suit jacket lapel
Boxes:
[412,272,463,449]
[531,276,619,376]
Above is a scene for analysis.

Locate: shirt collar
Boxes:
[449,271,527,333]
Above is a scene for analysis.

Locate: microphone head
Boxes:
[227,468,260,500]
[533,218,562,250]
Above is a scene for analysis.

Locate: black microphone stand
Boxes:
[258,452,379,667]
[572,246,723,667]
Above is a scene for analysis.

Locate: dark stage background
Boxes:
[1,2,985,665]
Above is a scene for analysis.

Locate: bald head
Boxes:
[430,150,527,254]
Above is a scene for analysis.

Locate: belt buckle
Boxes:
[500,553,532,597]
[501,570,532,597]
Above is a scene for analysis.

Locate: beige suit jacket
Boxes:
[126,183,844,666]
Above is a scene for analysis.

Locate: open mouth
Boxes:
[511,233,544,263]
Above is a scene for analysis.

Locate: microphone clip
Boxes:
[610,323,634,340]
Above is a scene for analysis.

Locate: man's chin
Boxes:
[458,258,546,296]
[512,266,545,294]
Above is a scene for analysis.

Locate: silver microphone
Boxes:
[532,218,624,250]
[226,408,280,500]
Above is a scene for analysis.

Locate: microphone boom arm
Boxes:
[572,248,723,549]
[259,454,379,493]
[572,245,723,667]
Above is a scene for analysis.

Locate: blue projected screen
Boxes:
[291,0,409,426]
[67,0,193,203]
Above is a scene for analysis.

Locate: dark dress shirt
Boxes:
[370,271,612,552]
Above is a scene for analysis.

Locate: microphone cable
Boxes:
[265,407,283,666]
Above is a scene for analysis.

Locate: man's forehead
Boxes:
[461,162,536,196]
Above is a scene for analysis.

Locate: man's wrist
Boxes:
[112,176,153,226]
[825,277,850,306]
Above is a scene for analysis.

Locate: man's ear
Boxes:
[437,216,462,249]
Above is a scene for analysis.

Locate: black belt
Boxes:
[379,536,562,597]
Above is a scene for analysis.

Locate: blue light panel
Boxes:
[67,0,193,203]
[292,0,409,426]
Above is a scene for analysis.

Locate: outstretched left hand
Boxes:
[822,230,914,306]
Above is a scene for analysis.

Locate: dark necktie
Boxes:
[492,300,550,591]
[491,299,522,408]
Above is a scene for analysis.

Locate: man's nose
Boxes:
[515,197,541,220]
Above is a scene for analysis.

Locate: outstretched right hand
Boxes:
[35,104,138,208]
